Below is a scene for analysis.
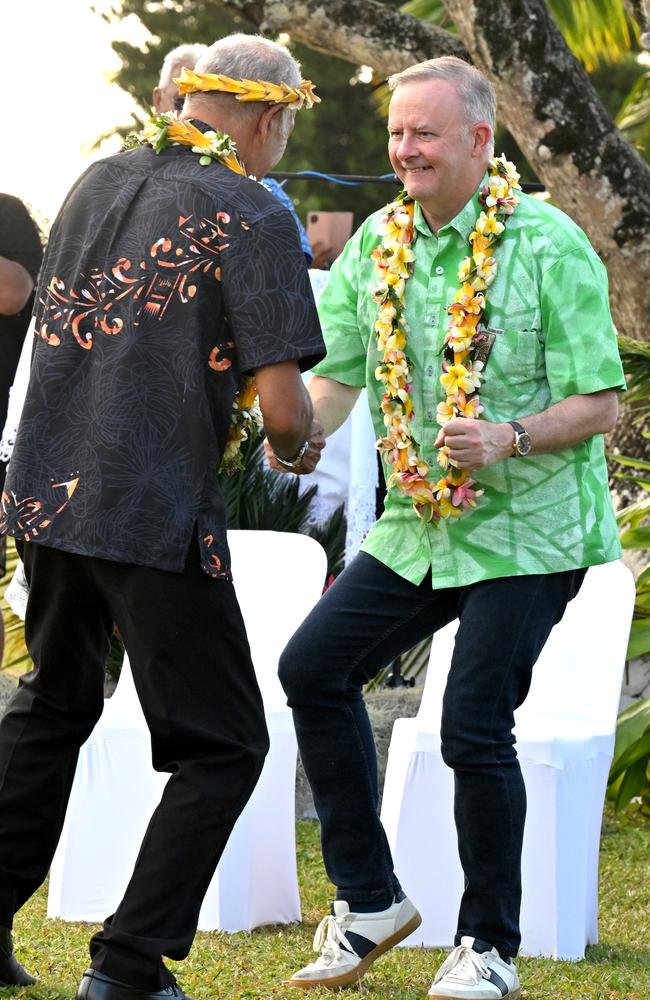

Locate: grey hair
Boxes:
[388,56,496,134]
[158,43,209,90]
[193,33,302,134]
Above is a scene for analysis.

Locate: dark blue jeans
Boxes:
[279,552,585,958]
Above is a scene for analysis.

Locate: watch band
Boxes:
[508,420,529,457]
[274,439,310,470]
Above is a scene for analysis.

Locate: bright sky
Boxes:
[0,1,150,224]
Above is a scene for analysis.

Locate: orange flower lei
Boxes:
[372,155,521,522]
[125,113,262,474]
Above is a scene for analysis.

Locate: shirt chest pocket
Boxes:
[481,324,544,387]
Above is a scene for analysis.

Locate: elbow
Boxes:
[0,286,32,316]
[600,392,620,435]
[0,265,33,315]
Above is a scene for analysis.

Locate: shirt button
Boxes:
[427,410,434,421]
[435,265,444,275]
[426,366,434,376]
[430,316,438,326]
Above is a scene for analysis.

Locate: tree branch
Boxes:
[442,0,650,339]
[210,0,467,74]
[210,0,650,338]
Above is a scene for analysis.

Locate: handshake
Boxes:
[264,419,326,475]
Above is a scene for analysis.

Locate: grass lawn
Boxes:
[4,805,648,1000]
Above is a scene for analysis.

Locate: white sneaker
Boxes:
[428,937,520,999]
[287,896,421,990]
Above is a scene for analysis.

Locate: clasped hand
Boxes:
[264,420,326,475]
[434,418,513,471]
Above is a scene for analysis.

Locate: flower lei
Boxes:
[174,68,320,111]
[125,113,262,474]
[372,155,521,523]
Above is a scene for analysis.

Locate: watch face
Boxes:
[516,432,533,456]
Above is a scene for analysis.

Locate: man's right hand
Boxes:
[264,420,326,475]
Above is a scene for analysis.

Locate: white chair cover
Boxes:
[380,560,635,960]
[47,530,327,931]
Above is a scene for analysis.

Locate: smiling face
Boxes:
[387,77,491,231]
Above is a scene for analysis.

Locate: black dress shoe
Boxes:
[0,926,36,988]
[76,969,192,1000]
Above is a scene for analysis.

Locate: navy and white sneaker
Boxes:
[428,937,520,999]
[287,896,421,989]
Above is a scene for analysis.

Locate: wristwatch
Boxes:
[508,420,532,457]
[274,439,310,470]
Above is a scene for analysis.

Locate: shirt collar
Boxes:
[412,173,487,241]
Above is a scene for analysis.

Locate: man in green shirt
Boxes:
[267,57,624,999]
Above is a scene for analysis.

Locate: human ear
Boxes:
[472,122,492,156]
[257,103,284,140]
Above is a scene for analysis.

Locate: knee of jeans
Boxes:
[278,638,325,703]
[440,718,516,770]
[440,730,472,769]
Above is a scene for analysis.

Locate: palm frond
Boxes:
[617,333,650,420]
[400,0,452,27]
[547,0,637,71]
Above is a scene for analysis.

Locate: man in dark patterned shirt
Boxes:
[0,34,325,1000]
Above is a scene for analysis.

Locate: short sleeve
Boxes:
[311,228,368,387]
[541,247,626,401]
[0,195,43,281]
[221,205,325,374]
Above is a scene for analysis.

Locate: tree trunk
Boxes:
[624,0,650,43]
[212,0,650,341]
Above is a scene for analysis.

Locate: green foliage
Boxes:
[400,0,451,27]
[607,337,650,815]
[617,335,650,422]
[616,69,650,165]
[546,0,637,70]
[610,438,650,662]
[607,698,650,814]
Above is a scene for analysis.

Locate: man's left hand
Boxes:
[434,418,513,471]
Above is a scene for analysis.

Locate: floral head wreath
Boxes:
[174,67,320,110]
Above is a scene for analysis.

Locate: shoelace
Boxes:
[310,913,357,966]
[434,943,489,985]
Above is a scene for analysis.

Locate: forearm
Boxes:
[515,390,619,455]
[438,389,620,471]
[307,375,361,438]
[256,361,313,461]
[0,257,34,315]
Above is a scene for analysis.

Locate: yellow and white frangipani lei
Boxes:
[372,155,521,522]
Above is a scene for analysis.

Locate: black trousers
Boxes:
[0,536,269,989]
[279,552,586,958]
